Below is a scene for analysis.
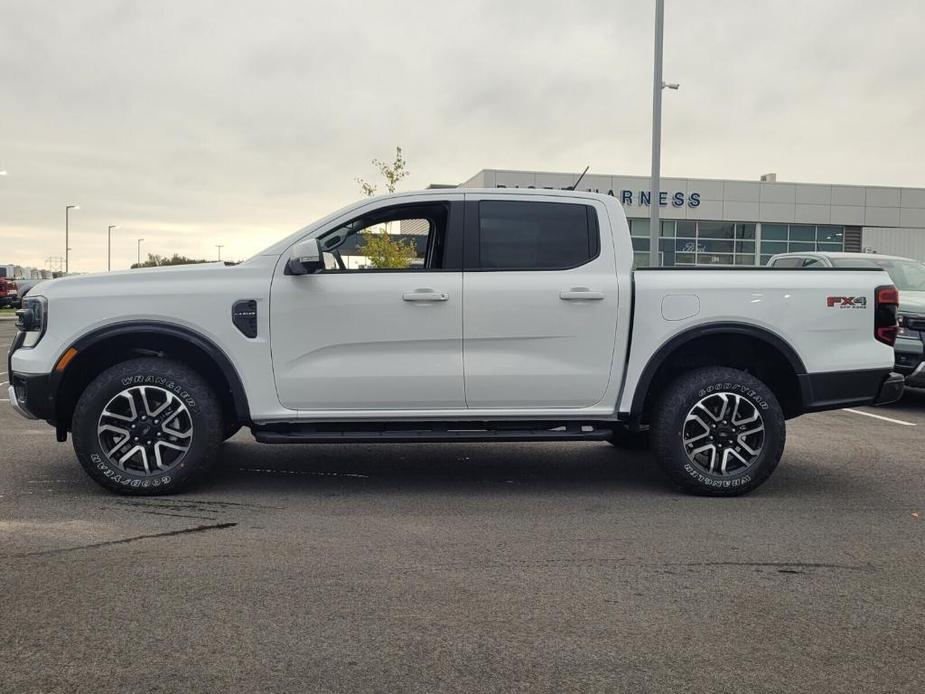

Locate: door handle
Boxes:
[559,288,605,301]
[402,289,449,302]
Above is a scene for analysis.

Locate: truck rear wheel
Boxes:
[72,357,223,495]
[650,367,785,496]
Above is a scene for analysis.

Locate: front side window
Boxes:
[477,201,599,270]
[317,203,449,271]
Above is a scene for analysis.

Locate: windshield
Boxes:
[831,257,925,291]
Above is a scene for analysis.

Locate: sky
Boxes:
[1,0,924,272]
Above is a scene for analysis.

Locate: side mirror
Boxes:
[286,238,324,275]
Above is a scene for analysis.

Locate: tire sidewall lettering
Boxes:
[118,374,197,410]
[697,382,769,411]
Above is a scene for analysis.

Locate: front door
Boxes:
[462,196,619,409]
[271,198,465,411]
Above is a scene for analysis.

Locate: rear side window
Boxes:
[477,201,600,270]
[770,257,804,268]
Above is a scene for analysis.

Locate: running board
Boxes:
[253,422,614,444]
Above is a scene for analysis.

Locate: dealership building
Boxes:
[452,169,925,267]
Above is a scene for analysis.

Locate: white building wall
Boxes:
[861,227,925,261]
[461,169,925,230]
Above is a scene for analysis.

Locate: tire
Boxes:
[72,357,223,495]
[607,426,650,450]
[650,366,785,496]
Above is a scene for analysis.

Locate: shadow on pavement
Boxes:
[212,440,674,496]
[888,386,925,413]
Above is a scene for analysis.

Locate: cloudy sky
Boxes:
[1,0,923,272]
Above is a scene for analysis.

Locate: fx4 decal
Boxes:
[827,296,867,309]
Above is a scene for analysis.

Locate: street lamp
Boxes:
[648,0,679,268]
[137,238,144,267]
[216,244,224,262]
[65,204,80,274]
[108,226,119,271]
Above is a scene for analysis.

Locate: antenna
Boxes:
[568,166,590,191]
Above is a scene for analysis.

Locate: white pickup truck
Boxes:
[8,189,903,496]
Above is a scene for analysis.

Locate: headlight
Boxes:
[15,295,47,347]
[897,314,924,338]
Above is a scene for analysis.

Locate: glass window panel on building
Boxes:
[761,241,789,256]
[762,224,788,241]
[789,225,815,242]
[699,222,735,239]
[699,239,735,254]
[737,223,756,239]
[625,219,844,267]
[631,219,650,238]
[698,253,734,265]
[817,226,843,243]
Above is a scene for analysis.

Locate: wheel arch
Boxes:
[52,321,251,435]
[630,322,808,422]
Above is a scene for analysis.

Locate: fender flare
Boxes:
[52,320,251,424]
[629,321,807,417]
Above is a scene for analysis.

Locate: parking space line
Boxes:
[842,408,917,426]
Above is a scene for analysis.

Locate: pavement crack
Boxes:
[3,522,238,558]
[123,508,218,521]
[682,561,871,571]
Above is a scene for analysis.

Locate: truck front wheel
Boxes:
[72,357,223,495]
[650,367,785,496]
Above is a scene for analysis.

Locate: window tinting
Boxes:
[478,201,599,270]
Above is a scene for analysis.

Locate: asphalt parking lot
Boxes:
[1,320,923,693]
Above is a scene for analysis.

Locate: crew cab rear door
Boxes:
[462,194,618,408]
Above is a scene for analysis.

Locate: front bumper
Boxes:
[894,333,925,386]
[7,329,56,422]
[6,372,55,421]
[8,384,37,420]
[899,362,925,388]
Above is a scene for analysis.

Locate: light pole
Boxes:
[108,226,119,271]
[649,0,679,268]
[65,204,79,274]
[137,238,144,267]
[216,244,224,262]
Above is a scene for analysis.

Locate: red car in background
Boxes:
[0,277,18,308]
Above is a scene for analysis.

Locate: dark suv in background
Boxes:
[768,252,925,388]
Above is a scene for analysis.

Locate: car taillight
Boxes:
[875,284,899,346]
